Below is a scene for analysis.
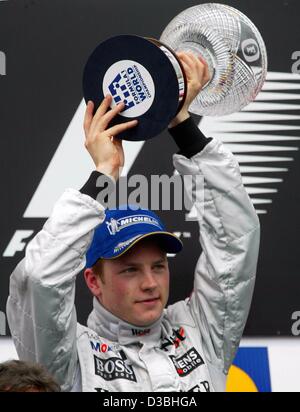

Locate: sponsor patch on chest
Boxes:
[94,354,137,382]
[170,347,204,377]
[161,327,186,351]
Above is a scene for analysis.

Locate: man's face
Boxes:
[94,239,170,327]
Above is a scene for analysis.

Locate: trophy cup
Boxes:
[83,3,268,141]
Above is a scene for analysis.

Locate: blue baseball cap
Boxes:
[86,206,183,267]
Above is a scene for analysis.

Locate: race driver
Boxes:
[7,52,260,392]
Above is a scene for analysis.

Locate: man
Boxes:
[0,360,61,392]
[6,53,260,392]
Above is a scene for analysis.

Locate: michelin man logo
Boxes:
[106,218,120,235]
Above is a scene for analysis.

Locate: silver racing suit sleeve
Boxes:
[173,138,260,375]
[6,188,105,391]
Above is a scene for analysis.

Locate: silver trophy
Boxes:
[83,3,268,140]
[160,3,268,116]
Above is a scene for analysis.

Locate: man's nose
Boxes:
[140,270,158,290]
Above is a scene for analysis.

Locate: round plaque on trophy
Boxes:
[82,3,268,141]
[83,35,187,141]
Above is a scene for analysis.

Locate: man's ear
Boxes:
[84,268,103,298]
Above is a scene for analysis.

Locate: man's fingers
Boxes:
[188,53,205,77]
[179,59,190,78]
[83,101,94,135]
[203,62,211,85]
[181,52,210,88]
[177,54,194,79]
[179,52,198,69]
[197,55,210,84]
[92,95,113,123]
[85,95,113,136]
[108,119,138,137]
[99,101,126,130]
[178,52,205,81]
[88,97,125,135]
[198,55,207,66]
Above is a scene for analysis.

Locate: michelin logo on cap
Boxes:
[106,215,161,236]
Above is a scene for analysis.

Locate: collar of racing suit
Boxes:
[87,297,163,346]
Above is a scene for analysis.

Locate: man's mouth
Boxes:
[136,297,160,304]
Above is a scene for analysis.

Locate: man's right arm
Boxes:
[6,186,105,391]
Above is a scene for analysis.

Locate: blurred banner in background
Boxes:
[0,0,299,391]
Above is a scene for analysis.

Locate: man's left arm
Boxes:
[170,118,260,375]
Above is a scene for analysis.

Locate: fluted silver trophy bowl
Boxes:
[160,3,268,116]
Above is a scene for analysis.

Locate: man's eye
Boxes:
[154,264,165,270]
[122,267,137,274]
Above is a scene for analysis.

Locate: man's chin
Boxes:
[133,311,163,327]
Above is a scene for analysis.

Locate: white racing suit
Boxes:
[7,138,260,392]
